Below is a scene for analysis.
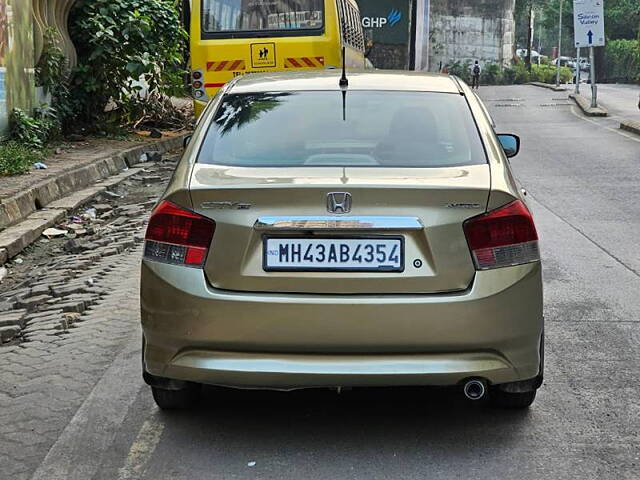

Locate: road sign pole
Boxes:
[573,0,605,103]
[556,0,563,86]
[575,47,581,94]
[590,46,597,107]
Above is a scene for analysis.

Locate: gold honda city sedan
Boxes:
[141,71,543,410]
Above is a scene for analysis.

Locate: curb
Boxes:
[568,93,608,117]
[620,119,640,136]
[0,135,186,232]
[0,134,186,265]
[529,82,568,92]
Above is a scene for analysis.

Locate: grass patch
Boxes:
[0,142,45,176]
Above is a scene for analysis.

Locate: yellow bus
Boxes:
[189,0,366,116]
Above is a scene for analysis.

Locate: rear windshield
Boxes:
[201,0,324,34]
[198,91,487,168]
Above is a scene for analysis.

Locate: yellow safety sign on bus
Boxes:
[250,43,277,68]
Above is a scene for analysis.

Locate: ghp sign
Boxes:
[361,9,403,29]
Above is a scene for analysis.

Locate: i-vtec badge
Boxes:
[200,201,252,210]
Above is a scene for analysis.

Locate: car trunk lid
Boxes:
[190,164,490,294]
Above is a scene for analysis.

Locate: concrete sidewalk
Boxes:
[579,83,640,134]
[0,132,187,265]
[568,93,608,117]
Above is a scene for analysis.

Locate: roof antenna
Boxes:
[339,46,348,88]
[339,46,348,121]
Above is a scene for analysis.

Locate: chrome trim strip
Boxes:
[254,216,424,231]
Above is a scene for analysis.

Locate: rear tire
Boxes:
[151,384,201,410]
[490,388,537,409]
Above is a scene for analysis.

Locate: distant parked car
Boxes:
[551,56,573,68]
[579,59,591,72]
[516,48,547,64]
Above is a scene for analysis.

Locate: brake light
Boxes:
[463,200,539,270]
[144,201,215,267]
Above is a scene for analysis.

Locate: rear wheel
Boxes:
[151,384,201,410]
[489,388,536,409]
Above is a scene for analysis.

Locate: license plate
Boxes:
[263,237,404,272]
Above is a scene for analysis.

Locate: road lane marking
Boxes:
[569,106,640,143]
[30,332,144,480]
[528,192,640,279]
[117,414,164,480]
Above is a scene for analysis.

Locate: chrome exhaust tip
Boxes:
[463,379,487,400]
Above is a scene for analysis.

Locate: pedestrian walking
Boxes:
[470,60,481,89]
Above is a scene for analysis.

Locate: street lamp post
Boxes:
[575,46,580,94]
[555,0,564,86]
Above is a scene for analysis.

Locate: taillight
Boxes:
[144,201,215,268]
[191,69,207,100]
[463,200,539,270]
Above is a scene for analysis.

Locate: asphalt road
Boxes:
[9,84,640,480]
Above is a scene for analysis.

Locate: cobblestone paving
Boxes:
[0,252,142,479]
[0,154,177,479]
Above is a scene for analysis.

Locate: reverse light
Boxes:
[144,201,215,267]
[463,200,539,270]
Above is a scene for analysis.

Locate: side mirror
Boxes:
[183,135,192,149]
[497,134,520,158]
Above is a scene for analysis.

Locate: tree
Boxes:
[605,0,640,40]
[69,0,187,127]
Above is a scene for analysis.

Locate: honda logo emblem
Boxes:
[327,192,352,214]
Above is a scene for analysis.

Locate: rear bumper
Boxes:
[141,261,543,389]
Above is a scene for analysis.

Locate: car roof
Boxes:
[228,70,462,94]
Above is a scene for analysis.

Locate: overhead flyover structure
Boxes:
[32,0,78,69]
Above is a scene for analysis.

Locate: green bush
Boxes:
[604,39,640,82]
[35,27,74,131]
[449,60,532,86]
[482,63,503,85]
[448,60,472,83]
[502,61,531,84]
[70,0,187,127]
[530,64,573,84]
[35,28,69,95]
[449,60,572,86]
[0,142,44,176]
[9,106,60,148]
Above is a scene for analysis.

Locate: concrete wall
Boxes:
[0,0,36,136]
[33,0,78,68]
[427,0,515,71]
